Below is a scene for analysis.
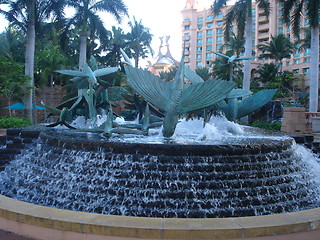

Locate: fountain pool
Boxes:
[0,117,320,239]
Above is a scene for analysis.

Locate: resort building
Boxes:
[181,0,314,83]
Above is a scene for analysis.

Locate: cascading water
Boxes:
[0,116,319,218]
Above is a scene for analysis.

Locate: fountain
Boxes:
[0,57,320,239]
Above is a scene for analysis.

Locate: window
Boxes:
[305,18,310,26]
[184,18,190,22]
[278,19,283,26]
[206,30,213,36]
[198,24,203,30]
[206,53,213,59]
[216,36,223,43]
[303,68,310,76]
[278,27,283,34]
[305,57,310,63]
[252,9,256,15]
[217,28,223,35]
[185,40,190,44]
[197,39,203,45]
[294,50,300,58]
[216,44,222,51]
[196,54,202,60]
[293,69,299,74]
[305,48,310,56]
[196,62,203,68]
[198,17,204,23]
[184,33,190,36]
[197,32,203,38]
[207,15,214,21]
[217,13,224,19]
[185,25,190,30]
[217,21,223,26]
[197,47,203,53]
[207,37,213,44]
[206,45,212,52]
[286,26,290,32]
[207,22,213,28]
[294,59,300,65]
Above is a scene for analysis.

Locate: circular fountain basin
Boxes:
[1,195,320,239]
[0,125,320,239]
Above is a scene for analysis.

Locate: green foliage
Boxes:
[195,67,213,81]
[250,121,282,131]
[0,56,30,101]
[159,67,177,81]
[258,34,295,64]
[127,17,153,67]
[252,66,302,99]
[0,117,32,128]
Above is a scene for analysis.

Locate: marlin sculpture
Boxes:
[123,53,235,137]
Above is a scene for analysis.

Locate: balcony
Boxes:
[183,20,191,26]
[183,35,191,41]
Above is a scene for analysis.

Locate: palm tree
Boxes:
[257,34,295,71]
[65,0,128,71]
[220,33,245,57]
[0,0,66,122]
[211,50,243,87]
[0,27,25,63]
[254,62,279,84]
[103,26,129,67]
[280,0,320,112]
[126,17,153,68]
[212,0,270,91]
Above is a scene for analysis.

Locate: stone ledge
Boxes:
[1,195,320,239]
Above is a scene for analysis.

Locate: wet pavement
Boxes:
[0,230,35,240]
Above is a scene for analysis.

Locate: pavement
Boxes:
[0,230,35,240]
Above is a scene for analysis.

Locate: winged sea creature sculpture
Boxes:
[123,53,235,137]
[211,51,258,82]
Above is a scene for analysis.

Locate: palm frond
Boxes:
[212,0,228,15]
[91,0,128,23]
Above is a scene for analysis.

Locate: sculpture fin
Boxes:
[227,89,252,99]
[237,89,277,119]
[120,48,133,66]
[184,67,204,84]
[213,100,228,114]
[40,101,61,115]
[177,80,235,113]
[56,70,87,77]
[94,67,119,77]
[124,65,170,111]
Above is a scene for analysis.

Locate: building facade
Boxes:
[181,0,313,83]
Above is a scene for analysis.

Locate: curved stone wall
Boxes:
[0,195,320,239]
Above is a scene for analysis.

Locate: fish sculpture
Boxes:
[124,59,235,137]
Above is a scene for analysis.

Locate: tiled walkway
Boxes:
[0,230,35,240]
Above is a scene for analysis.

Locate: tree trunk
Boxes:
[50,74,54,122]
[242,7,253,91]
[41,86,47,122]
[24,15,36,123]
[79,32,87,71]
[308,26,319,112]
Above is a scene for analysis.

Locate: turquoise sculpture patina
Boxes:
[42,58,162,136]
[124,57,236,137]
[208,51,277,121]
